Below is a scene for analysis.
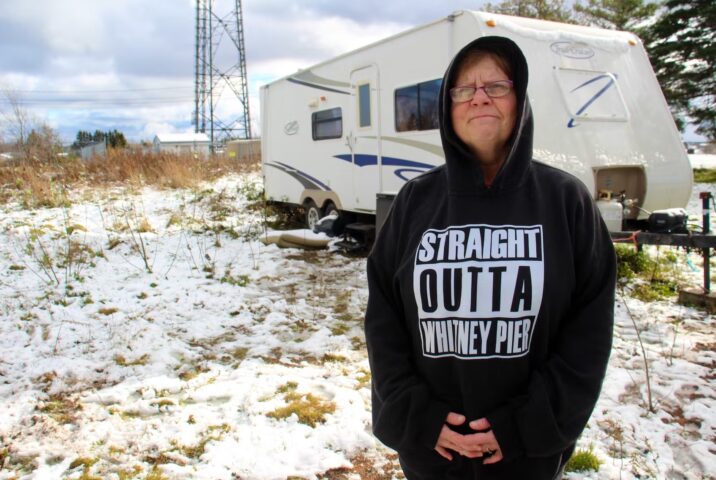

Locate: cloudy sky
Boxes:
[0,0,705,144]
[0,0,490,143]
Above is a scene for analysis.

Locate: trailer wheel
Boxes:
[323,201,339,218]
[304,199,321,230]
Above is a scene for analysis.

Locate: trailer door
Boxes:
[349,65,380,213]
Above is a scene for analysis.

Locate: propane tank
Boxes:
[596,199,624,232]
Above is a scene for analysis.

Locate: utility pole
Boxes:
[194,0,252,150]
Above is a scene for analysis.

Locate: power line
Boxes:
[12,86,193,94]
[0,97,194,108]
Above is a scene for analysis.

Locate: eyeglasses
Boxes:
[449,80,513,103]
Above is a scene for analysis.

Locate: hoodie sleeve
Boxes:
[365,183,452,452]
[487,185,616,461]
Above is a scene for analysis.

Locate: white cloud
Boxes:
[140,122,178,139]
[0,0,486,141]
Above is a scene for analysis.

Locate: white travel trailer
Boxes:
[260,10,692,233]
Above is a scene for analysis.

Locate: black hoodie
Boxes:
[365,36,616,479]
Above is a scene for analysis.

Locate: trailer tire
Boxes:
[323,201,339,218]
[304,199,321,230]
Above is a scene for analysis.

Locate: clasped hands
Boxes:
[435,412,503,464]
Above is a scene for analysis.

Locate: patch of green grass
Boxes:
[616,244,654,283]
[4,451,38,473]
[9,264,25,271]
[0,447,8,468]
[69,457,98,470]
[330,322,350,336]
[150,399,175,411]
[631,278,679,301]
[65,224,88,235]
[108,445,125,457]
[259,347,284,364]
[65,287,93,303]
[144,465,169,480]
[230,346,249,360]
[178,362,210,381]
[220,271,250,287]
[116,465,143,480]
[277,381,298,394]
[565,445,602,473]
[166,212,183,228]
[69,457,102,480]
[219,346,249,366]
[98,307,119,315]
[693,168,716,183]
[356,369,371,388]
[136,218,154,233]
[173,424,231,459]
[267,385,336,427]
[114,354,150,367]
[238,181,264,202]
[108,408,142,420]
[616,244,684,300]
[207,423,231,434]
[37,394,80,424]
[321,353,347,363]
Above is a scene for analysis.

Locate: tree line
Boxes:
[71,130,128,150]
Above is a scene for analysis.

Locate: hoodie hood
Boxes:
[439,36,534,194]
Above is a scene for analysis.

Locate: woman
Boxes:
[365,36,616,479]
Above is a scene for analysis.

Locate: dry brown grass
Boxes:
[0,148,260,207]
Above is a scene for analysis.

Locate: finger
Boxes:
[440,427,464,447]
[469,417,491,431]
[483,450,503,464]
[435,446,453,461]
[451,440,484,458]
[462,432,494,445]
[460,448,484,459]
[436,427,465,452]
[445,412,466,426]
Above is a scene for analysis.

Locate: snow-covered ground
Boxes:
[0,160,714,480]
[689,153,716,169]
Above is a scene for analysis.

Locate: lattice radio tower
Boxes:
[194,0,252,147]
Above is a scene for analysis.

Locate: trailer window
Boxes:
[358,83,371,128]
[395,79,441,132]
[555,68,629,122]
[312,107,343,140]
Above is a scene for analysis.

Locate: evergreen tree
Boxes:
[644,0,715,139]
[483,0,575,23]
[72,130,93,149]
[106,129,127,148]
[72,129,128,149]
[92,130,106,143]
[573,0,657,31]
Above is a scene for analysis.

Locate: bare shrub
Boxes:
[0,148,260,205]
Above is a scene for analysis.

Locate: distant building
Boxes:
[79,141,107,160]
[153,133,211,157]
[224,138,260,163]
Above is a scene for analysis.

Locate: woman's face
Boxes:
[450,55,517,164]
